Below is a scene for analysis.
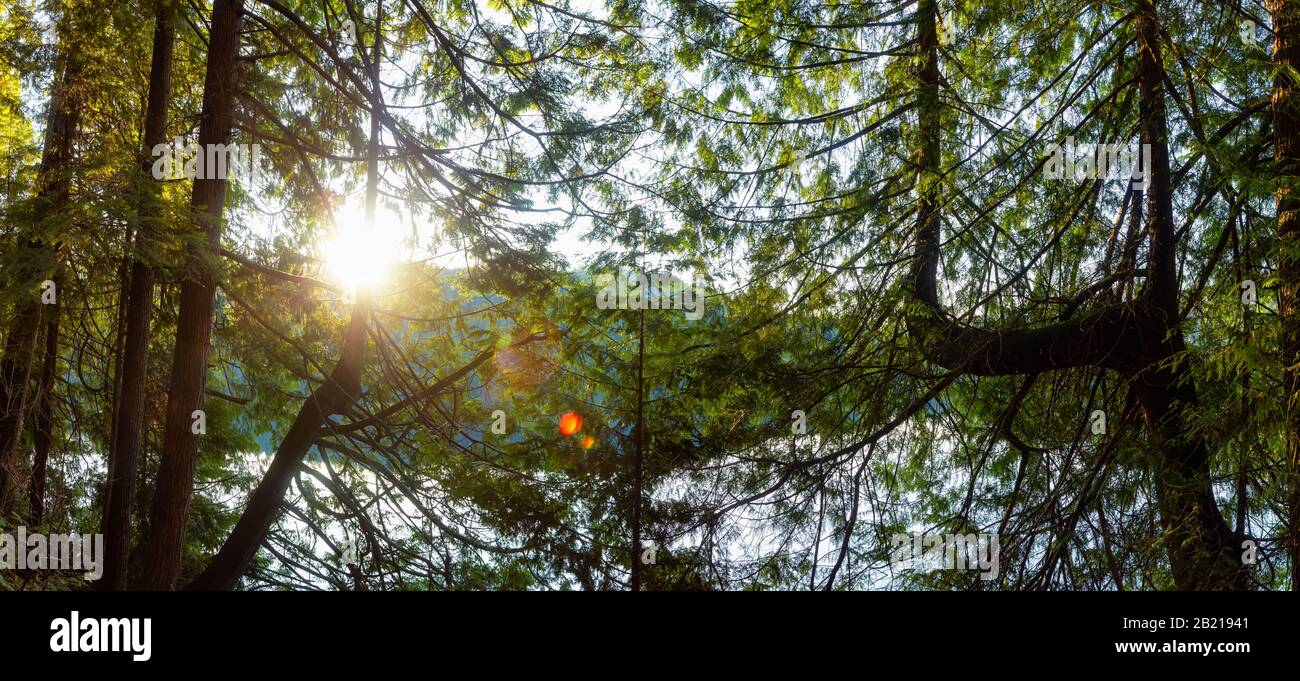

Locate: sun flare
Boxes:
[322,204,406,292]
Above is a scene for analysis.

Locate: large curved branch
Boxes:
[905,0,1143,377]
[910,303,1143,375]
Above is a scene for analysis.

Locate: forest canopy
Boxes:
[0,0,1296,591]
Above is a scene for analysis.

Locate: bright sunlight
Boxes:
[321,201,407,292]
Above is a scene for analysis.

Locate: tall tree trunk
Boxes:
[1270,0,1300,591]
[1129,0,1246,590]
[99,0,176,591]
[137,0,245,590]
[0,40,81,517]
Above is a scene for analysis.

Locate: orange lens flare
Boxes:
[559,412,582,436]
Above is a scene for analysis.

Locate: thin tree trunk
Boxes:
[102,248,129,509]
[631,303,644,591]
[100,0,176,591]
[1231,213,1250,538]
[137,0,245,590]
[27,289,59,524]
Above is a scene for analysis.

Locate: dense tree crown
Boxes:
[0,0,1295,590]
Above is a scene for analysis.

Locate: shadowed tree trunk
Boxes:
[904,0,1250,590]
[136,0,246,590]
[98,0,176,591]
[1269,0,1300,591]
